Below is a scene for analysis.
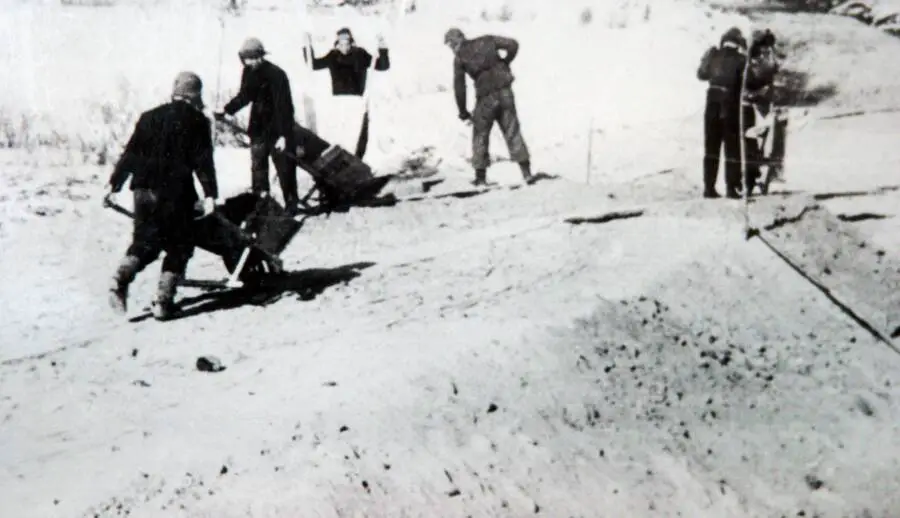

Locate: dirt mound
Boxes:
[41,199,891,518]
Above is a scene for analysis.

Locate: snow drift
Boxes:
[2,0,900,517]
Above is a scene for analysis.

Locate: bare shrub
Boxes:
[480,2,514,22]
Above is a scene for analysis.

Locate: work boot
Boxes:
[725,188,741,199]
[285,199,301,217]
[109,255,142,314]
[150,271,181,321]
[703,165,719,199]
[519,161,536,185]
[472,168,487,186]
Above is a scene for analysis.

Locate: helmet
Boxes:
[238,37,267,59]
[172,71,203,107]
[444,27,465,45]
[720,27,747,50]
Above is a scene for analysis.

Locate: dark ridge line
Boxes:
[565,209,646,225]
[0,339,94,367]
[754,233,899,354]
[814,185,900,201]
[763,204,821,231]
[837,213,890,223]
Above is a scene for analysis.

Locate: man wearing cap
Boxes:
[104,71,219,321]
[697,27,748,199]
[443,27,535,186]
[216,37,300,213]
[310,27,390,159]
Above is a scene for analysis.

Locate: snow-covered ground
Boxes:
[2,0,900,516]
[0,0,740,179]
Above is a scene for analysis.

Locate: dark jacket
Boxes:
[697,44,746,92]
[697,43,747,115]
[223,60,295,141]
[312,46,390,96]
[109,100,218,202]
[745,51,779,103]
[453,35,519,112]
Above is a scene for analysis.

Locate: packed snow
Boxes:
[2,0,900,516]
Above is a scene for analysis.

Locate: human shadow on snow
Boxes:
[129,261,375,323]
[716,1,838,15]
[349,173,561,209]
[772,69,839,108]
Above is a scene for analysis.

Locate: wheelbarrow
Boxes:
[105,192,303,290]
[216,116,395,215]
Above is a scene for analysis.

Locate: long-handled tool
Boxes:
[102,198,134,218]
[739,31,757,240]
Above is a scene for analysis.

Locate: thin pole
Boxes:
[212,7,226,146]
[585,116,594,185]
[739,28,753,239]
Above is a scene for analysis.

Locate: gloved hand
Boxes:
[195,197,216,219]
[458,110,471,122]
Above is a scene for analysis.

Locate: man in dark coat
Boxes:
[105,71,218,321]
[444,27,535,186]
[310,27,391,159]
[216,37,300,213]
[697,27,748,199]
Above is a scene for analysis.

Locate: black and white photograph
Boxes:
[2,0,900,516]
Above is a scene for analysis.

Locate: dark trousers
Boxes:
[251,135,299,206]
[355,111,369,159]
[769,109,787,178]
[703,91,742,194]
[125,188,195,275]
[743,104,763,188]
[472,87,530,170]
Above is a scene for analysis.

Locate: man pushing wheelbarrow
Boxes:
[104,71,302,321]
[213,37,393,217]
[215,110,396,216]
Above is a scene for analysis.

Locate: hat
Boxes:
[335,27,355,46]
[752,29,776,48]
[444,27,465,45]
[172,71,203,107]
[720,27,747,49]
[238,37,267,59]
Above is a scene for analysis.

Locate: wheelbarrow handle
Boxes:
[104,199,135,219]
[216,115,247,135]
[104,199,213,221]
[216,115,305,163]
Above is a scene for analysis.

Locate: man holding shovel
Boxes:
[444,27,536,187]
[215,37,300,214]
[104,71,218,321]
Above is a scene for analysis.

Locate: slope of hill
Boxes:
[2,1,900,517]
